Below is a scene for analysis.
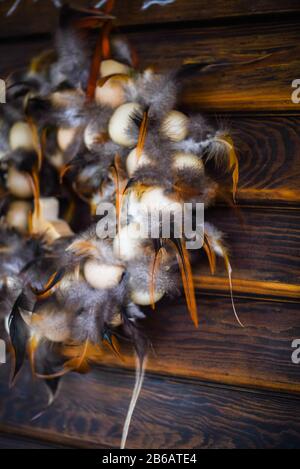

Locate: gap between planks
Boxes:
[1,364,300,449]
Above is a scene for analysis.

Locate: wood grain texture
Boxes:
[0,363,300,449]
[0,431,70,448]
[1,296,299,394]
[1,0,300,38]
[88,296,300,393]
[1,21,300,111]
[127,21,300,111]
[224,116,300,205]
[142,298,300,393]
[199,207,300,287]
[0,39,49,78]
[1,39,300,205]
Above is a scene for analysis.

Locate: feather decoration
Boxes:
[0,1,244,449]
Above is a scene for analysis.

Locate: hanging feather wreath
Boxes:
[0,1,243,448]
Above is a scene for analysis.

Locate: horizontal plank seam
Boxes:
[1,14,300,43]
[0,430,75,449]
[1,365,300,448]
[0,425,112,449]
[2,11,300,40]
[99,364,300,399]
[119,12,300,33]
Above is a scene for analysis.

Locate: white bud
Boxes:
[7,167,33,199]
[113,223,144,261]
[6,201,31,233]
[9,121,34,151]
[100,59,130,78]
[173,152,204,171]
[131,288,165,306]
[108,102,142,147]
[126,147,151,177]
[84,260,124,290]
[57,127,77,151]
[162,111,189,142]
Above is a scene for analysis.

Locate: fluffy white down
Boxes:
[173,152,204,171]
[126,148,151,177]
[140,187,182,214]
[9,121,34,151]
[57,127,77,151]
[113,223,144,261]
[6,201,31,232]
[161,111,189,142]
[84,121,98,151]
[95,80,126,108]
[108,102,142,147]
[7,167,33,199]
[84,260,124,290]
[130,287,165,306]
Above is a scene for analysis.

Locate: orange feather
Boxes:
[136,110,149,161]
[168,238,198,328]
[203,233,216,275]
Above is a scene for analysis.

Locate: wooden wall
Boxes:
[0,0,300,449]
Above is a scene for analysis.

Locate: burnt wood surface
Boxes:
[1,362,300,449]
[24,297,298,394]
[0,432,71,449]
[1,36,300,203]
[0,0,299,450]
[1,0,300,37]
[2,21,300,111]
[128,21,300,112]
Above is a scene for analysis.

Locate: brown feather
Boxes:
[27,118,43,171]
[203,233,216,275]
[136,110,149,161]
[86,29,103,101]
[168,238,198,328]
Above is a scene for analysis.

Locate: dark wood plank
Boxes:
[201,207,300,287]
[128,21,300,111]
[223,116,300,206]
[0,431,70,448]
[144,297,300,393]
[1,296,299,395]
[1,363,300,449]
[1,21,300,111]
[100,297,300,393]
[1,0,300,38]
[0,39,49,78]
[1,39,300,205]
[71,296,300,394]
